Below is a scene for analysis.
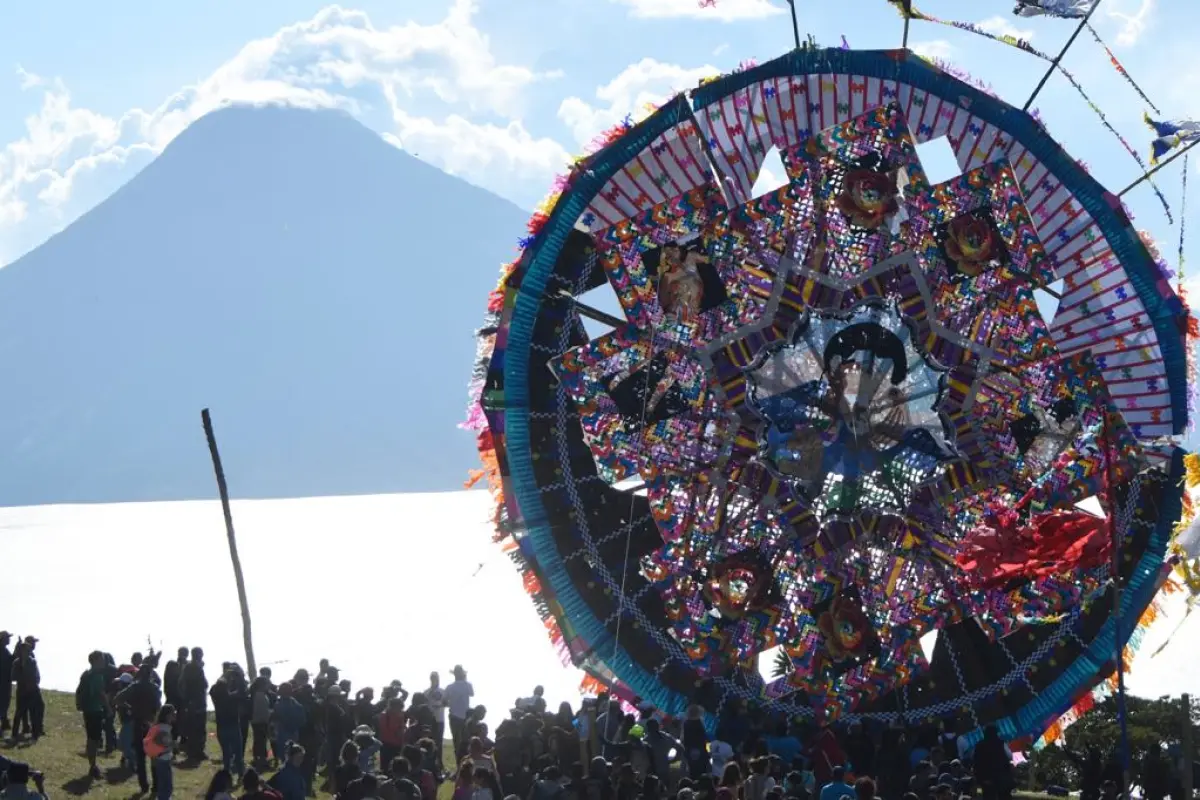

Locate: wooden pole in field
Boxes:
[202,408,257,678]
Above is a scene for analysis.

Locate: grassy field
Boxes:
[0,691,457,799]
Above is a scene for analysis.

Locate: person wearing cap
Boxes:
[444,666,473,762]
[12,637,42,740]
[0,632,11,735]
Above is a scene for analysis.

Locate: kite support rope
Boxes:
[612,332,656,661]
[1181,154,1190,292]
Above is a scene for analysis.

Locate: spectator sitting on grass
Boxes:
[240,768,282,800]
[206,769,236,800]
[267,743,307,800]
[0,762,46,800]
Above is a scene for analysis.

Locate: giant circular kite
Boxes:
[466,45,1192,745]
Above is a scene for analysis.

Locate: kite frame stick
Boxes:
[787,0,801,50]
[1023,0,1105,112]
[557,289,628,329]
[1118,138,1200,198]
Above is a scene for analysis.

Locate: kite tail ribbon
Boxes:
[1144,114,1200,165]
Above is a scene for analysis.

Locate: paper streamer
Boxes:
[1083,23,1160,114]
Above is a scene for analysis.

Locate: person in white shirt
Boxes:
[444,665,474,760]
[427,671,447,769]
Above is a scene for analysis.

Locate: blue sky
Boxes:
[0,0,1194,273]
[0,0,1197,695]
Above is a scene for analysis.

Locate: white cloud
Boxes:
[910,40,956,61]
[0,1,569,264]
[388,108,571,188]
[976,16,1035,41]
[1108,0,1154,46]
[609,0,784,21]
[558,58,718,146]
[714,43,730,56]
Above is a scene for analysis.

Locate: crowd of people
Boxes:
[0,634,1180,800]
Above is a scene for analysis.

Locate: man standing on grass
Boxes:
[17,637,43,740]
[114,662,162,794]
[211,663,249,777]
[426,673,446,772]
[443,665,473,762]
[77,651,110,779]
[0,632,11,734]
[181,647,209,759]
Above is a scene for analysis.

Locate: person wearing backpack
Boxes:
[144,704,177,800]
[76,651,110,779]
[114,663,164,794]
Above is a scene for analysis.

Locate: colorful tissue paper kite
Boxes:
[469,46,1189,746]
[1145,115,1200,164]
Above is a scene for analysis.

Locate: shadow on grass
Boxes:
[0,736,38,750]
[175,754,210,771]
[60,774,96,796]
[104,763,134,784]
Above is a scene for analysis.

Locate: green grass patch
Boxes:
[1,691,457,799]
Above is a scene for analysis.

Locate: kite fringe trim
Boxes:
[1034,591,1165,748]
[460,112,661,677]
[1034,454,1186,747]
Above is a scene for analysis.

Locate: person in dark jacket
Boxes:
[0,632,12,734]
[682,705,710,780]
[272,684,306,771]
[323,687,353,780]
[211,664,249,777]
[13,638,43,740]
[296,685,321,792]
[181,647,209,759]
[115,663,163,794]
[974,726,1013,800]
[1066,746,1103,800]
[163,648,187,712]
[267,743,308,800]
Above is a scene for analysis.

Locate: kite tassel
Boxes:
[1145,113,1183,139]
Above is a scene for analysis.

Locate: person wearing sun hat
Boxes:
[444,665,473,762]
